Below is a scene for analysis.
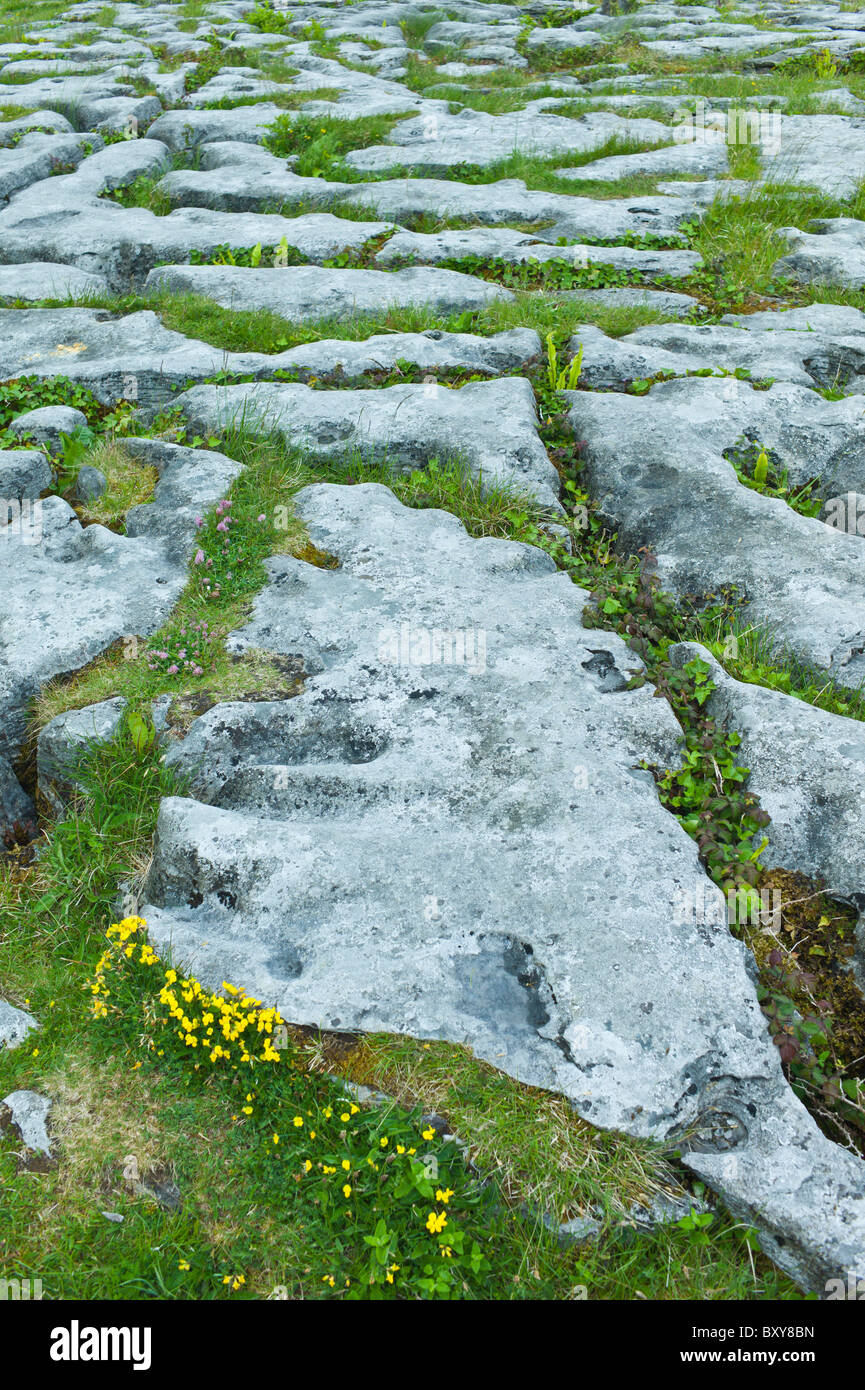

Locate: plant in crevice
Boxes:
[546,335,584,391]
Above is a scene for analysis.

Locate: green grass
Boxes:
[0,103,35,121]
[327,133,674,193]
[108,170,173,215]
[399,11,447,49]
[684,181,865,313]
[686,608,865,724]
[263,111,416,177]
[31,433,313,729]
[201,86,343,112]
[0,0,71,44]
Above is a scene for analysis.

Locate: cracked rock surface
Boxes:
[140,483,865,1290]
[5,0,865,1297]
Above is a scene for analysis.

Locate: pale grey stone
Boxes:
[0,1000,37,1051]
[557,135,729,182]
[0,1090,52,1155]
[9,404,88,452]
[570,311,865,393]
[0,448,53,500]
[0,131,96,202]
[763,115,865,198]
[566,287,700,317]
[121,438,244,560]
[0,194,394,291]
[343,109,670,174]
[73,464,107,501]
[524,27,606,54]
[173,376,561,509]
[0,109,74,138]
[0,261,110,301]
[669,642,865,940]
[374,225,701,279]
[144,262,511,318]
[147,104,291,150]
[565,378,865,690]
[340,179,701,243]
[138,480,865,1292]
[773,218,865,288]
[0,308,538,406]
[38,697,128,815]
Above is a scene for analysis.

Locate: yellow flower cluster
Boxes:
[159,969,284,1066]
[89,917,288,1069]
[90,916,154,1020]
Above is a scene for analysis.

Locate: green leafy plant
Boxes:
[814,48,838,78]
[727,441,822,518]
[263,112,410,178]
[546,334,584,391]
[440,252,642,292]
[54,424,99,492]
[144,618,217,681]
[188,240,295,268]
[244,1,292,32]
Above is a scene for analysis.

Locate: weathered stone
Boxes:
[138,480,865,1291]
[73,464,107,501]
[0,498,183,762]
[0,754,36,845]
[0,169,393,290]
[0,448,53,500]
[343,108,670,175]
[37,697,128,815]
[0,260,111,301]
[565,379,865,690]
[0,1090,52,1156]
[0,308,538,406]
[566,287,701,318]
[0,999,38,1051]
[0,131,97,202]
[669,642,865,947]
[763,115,865,198]
[152,146,700,241]
[557,135,729,182]
[570,307,865,393]
[8,404,88,452]
[340,179,701,242]
[146,105,291,150]
[121,439,244,560]
[9,0,865,1297]
[144,262,511,318]
[0,109,74,138]
[0,435,244,761]
[524,27,606,55]
[173,376,562,509]
[374,225,701,280]
[773,218,865,288]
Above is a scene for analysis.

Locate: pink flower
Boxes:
[257,513,266,523]
[194,516,203,528]
[194,549,205,565]
[192,665,203,677]
[216,520,228,532]
[167,664,179,675]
